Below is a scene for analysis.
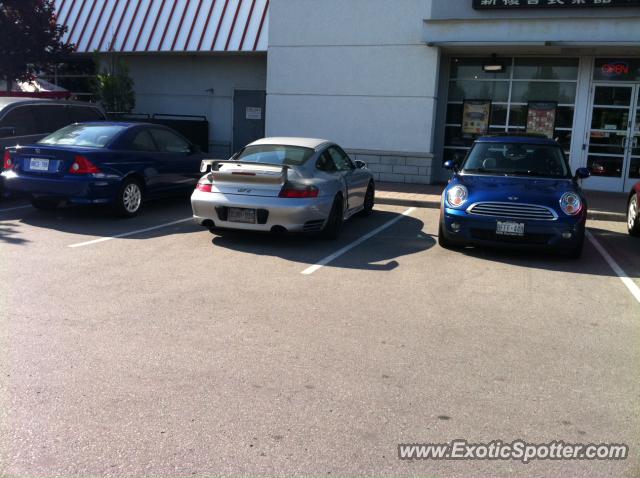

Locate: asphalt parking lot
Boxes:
[1,194,639,477]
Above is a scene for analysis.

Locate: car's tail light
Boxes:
[3,150,12,169]
[196,180,213,193]
[279,184,319,198]
[69,155,100,174]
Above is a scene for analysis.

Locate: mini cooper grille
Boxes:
[467,202,557,221]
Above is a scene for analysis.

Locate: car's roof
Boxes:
[249,137,332,150]
[0,97,102,110]
[475,135,559,146]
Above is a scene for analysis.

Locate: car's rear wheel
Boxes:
[359,181,375,217]
[628,193,640,236]
[30,197,60,210]
[321,196,344,240]
[115,178,143,217]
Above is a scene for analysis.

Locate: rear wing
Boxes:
[200,159,290,183]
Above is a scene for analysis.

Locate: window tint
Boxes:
[39,124,127,148]
[33,105,71,133]
[69,106,104,123]
[130,129,157,151]
[462,143,571,178]
[150,128,190,153]
[317,151,338,172]
[0,106,39,136]
[327,146,354,171]
[235,144,315,166]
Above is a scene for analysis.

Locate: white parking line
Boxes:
[0,205,31,214]
[301,207,416,275]
[586,230,640,305]
[68,218,193,248]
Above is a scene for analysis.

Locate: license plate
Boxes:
[29,158,49,171]
[228,207,256,224]
[496,221,525,236]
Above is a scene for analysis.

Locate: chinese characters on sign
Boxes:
[473,0,640,9]
[526,102,557,139]
[462,100,492,136]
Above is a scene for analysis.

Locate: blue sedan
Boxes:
[439,135,591,258]
[1,122,205,216]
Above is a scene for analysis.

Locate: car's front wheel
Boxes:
[359,181,375,217]
[628,193,640,236]
[30,197,60,210]
[115,178,143,217]
[321,196,344,240]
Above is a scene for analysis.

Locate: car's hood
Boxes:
[452,174,580,208]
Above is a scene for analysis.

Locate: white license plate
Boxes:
[496,221,525,236]
[29,158,49,171]
[228,207,256,224]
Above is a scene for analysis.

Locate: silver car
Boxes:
[191,137,375,239]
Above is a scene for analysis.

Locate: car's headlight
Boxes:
[559,192,583,216]
[446,185,468,208]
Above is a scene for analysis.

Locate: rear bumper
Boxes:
[441,206,585,250]
[1,171,119,205]
[191,189,334,233]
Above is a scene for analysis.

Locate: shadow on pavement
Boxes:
[453,228,638,280]
[211,209,434,272]
[3,195,200,244]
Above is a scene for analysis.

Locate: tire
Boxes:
[321,196,344,240]
[628,193,640,237]
[358,181,375,217]
[114,178,143,217]
[30,197,59,210]
[438,220,462,250]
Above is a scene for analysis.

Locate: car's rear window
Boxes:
[234,145,315,166]
[462,142,571,178]
[39,124,126,148]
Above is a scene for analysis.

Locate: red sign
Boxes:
[602,62,631,76]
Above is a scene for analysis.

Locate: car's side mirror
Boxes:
[443,160,458,172]
[574,167,591,180]
[354,160,366,169]
[0,126,16,138]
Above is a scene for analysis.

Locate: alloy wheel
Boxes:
[123,183,142,213]
[629,195,638,230]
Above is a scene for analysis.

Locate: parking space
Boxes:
[1,198,639,477]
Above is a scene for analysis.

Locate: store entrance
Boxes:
[585,84,640,192]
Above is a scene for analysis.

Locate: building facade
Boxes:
[58,0,640,192]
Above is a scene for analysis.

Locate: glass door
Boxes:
[628,91,640,190]
[585,84,638,192]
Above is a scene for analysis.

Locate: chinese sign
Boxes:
[462,100,492,136]
[594,59,640,81]
[473,0,640,9]
[526,102,557,139]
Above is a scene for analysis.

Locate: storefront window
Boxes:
[444,57,579,161]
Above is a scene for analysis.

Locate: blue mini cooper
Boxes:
[439,135,591,258]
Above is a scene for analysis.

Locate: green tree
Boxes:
[0,0,73,92]
[92,55,136,114]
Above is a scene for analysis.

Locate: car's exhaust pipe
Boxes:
[202,219,216,231]
[271,226,287,234]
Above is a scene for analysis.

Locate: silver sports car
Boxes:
[191,137,375,239]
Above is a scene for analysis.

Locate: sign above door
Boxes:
[473,0,640,9]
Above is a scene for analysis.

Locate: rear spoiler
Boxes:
[200,159,290,180]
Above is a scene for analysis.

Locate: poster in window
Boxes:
[526,102,557,139]
[462,100,491,136]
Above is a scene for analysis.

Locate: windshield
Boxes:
[461,142,571,178]
[234,145,315,166]
[39,124,127,148]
